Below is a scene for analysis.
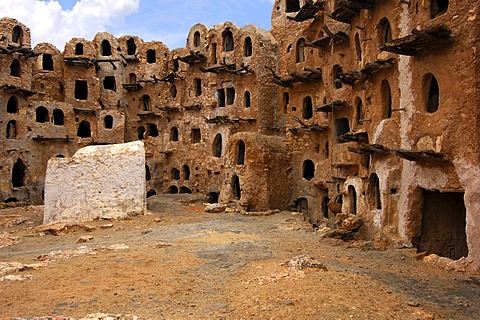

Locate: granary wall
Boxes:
[1,0,480,269]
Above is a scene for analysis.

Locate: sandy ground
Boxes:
[0,194,479,319]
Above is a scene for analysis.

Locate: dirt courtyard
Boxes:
[1,195,479,319]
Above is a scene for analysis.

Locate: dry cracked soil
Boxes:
[1,194,480,319]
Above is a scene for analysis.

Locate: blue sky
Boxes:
[0,0,274,50]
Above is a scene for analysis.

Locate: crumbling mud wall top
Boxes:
[43,141,146,224]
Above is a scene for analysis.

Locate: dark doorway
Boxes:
[75,43,84,55]
[42,53,54,71]
[193,31,201,47]
[244,91,251,108]
[101,40,112,56]
[348,185,357,215]
[147,189,157,198]
[127,38,136,55]
[138,126,145,140]
[286,0,300,12]
[169,186,179,194]
[12,26,23,43]
[170,127,179,141]
[335,118,350,142]
[12,159,26,187]
[148,124,159,137]
[7,96,18,113]
[296,198,308,215]
[183,165,190,180]
[36,106,49,123]
[104,115,113,129]
[244,37,252,57]
[77,120,91,138]
[213,133,222,157]
[217,89,226,107]
[53,109,64,125]
[208,192,219,203]
[303,96,313,120]
[141,95,150,111]
[75,80,88,100]
[322,197,330,218]
[103,76,116,91]
[381,79,392,119]
[426,74,439,113]
[223,30,234,51]
[232,175,241,200]
[6,120,16,139]
[415,190,467,260]
[237,140,245,165]
[226,87,235,105]
[195,78,202,96]
[172,168,180,180]
[145,165,151,181]
[10,59,20,77]
[191,128,201,143]
[180,187,192,194]
[303,160,315,180]
[368,173,381,209]
[146,49,156,63]
[431,0,449,18]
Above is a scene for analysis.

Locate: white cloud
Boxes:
[0,0,139,50]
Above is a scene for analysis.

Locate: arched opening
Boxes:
[171,85,177,99]
[223,30,234,52]
[244,37,252,57]
[244,91,251,108]
[7,96,18,113]
[207,192,219,203]
[42,53,54,71]
[170,127,179,141]
[368,173,382,210]
[53,109,64,125]
[75,43,84,55]
[12,26,23,44]
[296,38,306,63]
[103,76,116,91]
[286,0,300,12]
[145,165,151,181]
[141,95,151,111]
[148,123,159,137]
[180,186,192,194]
[146,49,156,63]
[12,159,26,188]
[355,33,362,61]
[431,0,449,18]
[283,92,289,113]
[56,154,65,158]
[75,80,88,100]
[333,65,343,89]
[348,186,357,215]
[193,31,201,47]
[183,165,190,180]
[104,115,113,129]
[213,133,222,157]
[138,126,145,140]
[378,18,392,47]
[295,198,308,215]
[127,38,136,55]
[303,96,313,120]
[10,59,20,77]
[226,87,235,105]
[6,120,16,139]
[172,168,180,180]
[147,189,157,198]
[168,186,179,194]
[101,40,112,56]
[381,79,392,119]
[425,74,439,113]
[36,106,49,123]
[232,175,241,200]
[236,140,245,165]
[356,97,364,124]
[77,120,91,138]
[303,160,315,180]
[195,78,202,96]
